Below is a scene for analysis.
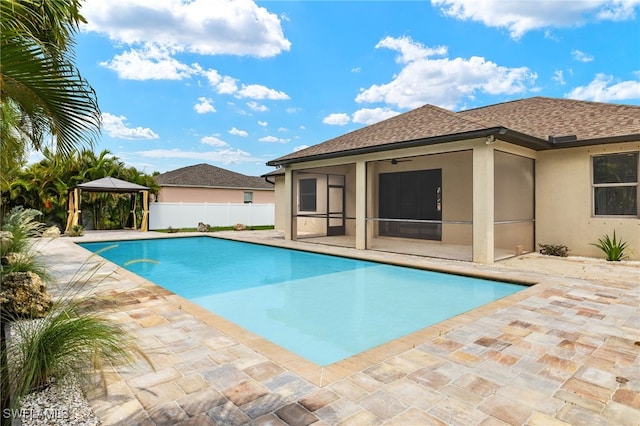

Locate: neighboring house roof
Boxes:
[155,163,274,190]
[77,177,149,192]
[268,97,640,166]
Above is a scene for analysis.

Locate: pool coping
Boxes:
[74,231,543,387]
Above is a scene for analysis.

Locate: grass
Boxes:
[156,225,274,233]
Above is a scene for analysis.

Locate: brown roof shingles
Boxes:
[268,97,640,165]
[155,164,273,190]
[459,97,640,141]
[272,104,497,164]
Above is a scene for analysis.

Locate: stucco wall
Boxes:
[158,186,274,204]
[536,142,640,259]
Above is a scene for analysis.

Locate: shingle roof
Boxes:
[155,164,274,190]
[268,97,640,166]
[458,97,640,141]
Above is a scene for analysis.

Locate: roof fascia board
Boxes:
[547,134,640,149]
[268,127,552,166]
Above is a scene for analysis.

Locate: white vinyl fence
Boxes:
[149,202,274,230]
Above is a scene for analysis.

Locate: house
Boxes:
[155,163,275,204]
[266,97,640,263]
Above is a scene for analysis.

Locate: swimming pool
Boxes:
[80,237,524,366]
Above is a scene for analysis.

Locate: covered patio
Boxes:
[276,142,535,263]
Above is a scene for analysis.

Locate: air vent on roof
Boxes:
[548,135,578,144]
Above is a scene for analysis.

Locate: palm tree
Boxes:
[1,3,100,417]
[0,0,101,159]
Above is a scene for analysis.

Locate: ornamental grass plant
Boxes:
[591,230,630,261]
[0,207,151,423]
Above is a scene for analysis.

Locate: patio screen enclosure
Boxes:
[289,148,535,261]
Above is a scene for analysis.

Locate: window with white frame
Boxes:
[592,152,638,216]
[244,191,253,204]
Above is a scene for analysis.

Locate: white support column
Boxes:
[473,143,495,263]
[355,160,367,250]
[284,168,296,240]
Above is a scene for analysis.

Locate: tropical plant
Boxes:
[591,231,629,261]
[538,243,569,257]
[4,149,159,230]
[0,207,44,257]
[1,258,151,419]
[68,224,84,237]
[0,0,101,158]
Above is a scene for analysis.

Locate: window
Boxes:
[592,152,638,216]
[299,178,317,211]
[244,191,253,204]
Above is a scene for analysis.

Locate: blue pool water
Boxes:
[80,237,524,366]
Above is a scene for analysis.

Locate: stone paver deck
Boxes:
[37,230,640,425]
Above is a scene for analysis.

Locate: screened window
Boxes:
[244,191,253,204]
[592,152,638,216]
[299,178,317,211]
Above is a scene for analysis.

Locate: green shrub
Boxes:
[591,231,629,261]
[67,224,84,237]
[538,243,569,257]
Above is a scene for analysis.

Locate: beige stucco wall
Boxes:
[536,142,640,259]
[157,186,274,204]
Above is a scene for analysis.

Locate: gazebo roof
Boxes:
[76,177,149,193]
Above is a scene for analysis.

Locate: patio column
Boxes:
[355,160,366,250]
[473,143,495,263]
[284,168,296,240]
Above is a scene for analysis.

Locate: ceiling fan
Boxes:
[390,158,412,165]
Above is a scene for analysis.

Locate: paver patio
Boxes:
[37,231,639,425]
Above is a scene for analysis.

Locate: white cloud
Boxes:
[323,113,351,126]
[293,145,309,152]
[229,127,248,137]
[356,36,536,110]
[237,84,290,100]
[566,73,640,102]
[352,107,400,124]
[259,136,290,143]
[571,49,595,62]
[194,97,216,114]
[247,101,268,112]
[376,36,447,63]
[81,0,291,57]
[258,121,268,127]
[101,113,159,139]
[100,43,195,80]
[431,0,640,39]
[201,135,229,147]
[552,70,566,85]
[137,148,258,165]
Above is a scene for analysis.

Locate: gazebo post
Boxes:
[140,190,149,232]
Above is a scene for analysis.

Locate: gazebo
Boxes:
[65,177,150,233]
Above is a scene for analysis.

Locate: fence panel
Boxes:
[149,203,274,230]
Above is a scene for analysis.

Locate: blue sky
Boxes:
[66,0,640,176]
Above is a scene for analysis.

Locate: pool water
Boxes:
[80,237,524,366]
